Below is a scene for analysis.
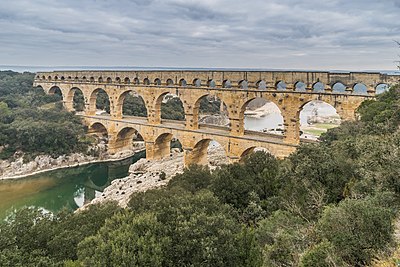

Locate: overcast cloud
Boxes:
[0,0,399,70]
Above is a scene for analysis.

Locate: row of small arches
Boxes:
[38,75,390,95]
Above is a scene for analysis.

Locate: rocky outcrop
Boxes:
[82,145,228,209]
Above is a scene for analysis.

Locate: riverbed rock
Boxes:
[82,145,229,209]
[36,155,52,169]
[199,114,229,126]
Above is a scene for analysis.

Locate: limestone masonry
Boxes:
[34,70,398,164]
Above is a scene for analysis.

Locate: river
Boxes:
[244,101,339,132]
[0,151,145,220]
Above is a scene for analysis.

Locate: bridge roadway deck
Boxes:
[82,114,316,147]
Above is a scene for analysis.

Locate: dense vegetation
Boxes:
[122,94,147,117]
[1,83,399,266]
[0,71,90,160]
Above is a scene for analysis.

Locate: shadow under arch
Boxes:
[299,100,341,139]
[312,82,325,93]
[117,90,148,118]
[88,122,109,140]
[153,132,183,160]
[294,81,306,92]
[48,86,63,97]
[256,80,267,90]
[241,97,284,135]
[113,126,145,152]
[189,138,229,166]
[276,80,287,91]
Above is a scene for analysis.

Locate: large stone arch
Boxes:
[197,95,230,127]
[184,137,229,166]
[88,88,111,116]
[146,131,183,161]
[236,140,295,160]
[115,89,148,118]
[239,146,271,161]
[153,90,187,124]
[48,85,63,97]
[298,99,341,139]
[190,92,233,130]
[34,84,44,91]
[65,87,85,112]
[240,95,284,128]
[110,126,145,153]
[87,122,109,139]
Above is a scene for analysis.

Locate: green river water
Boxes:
[0,151,145,220]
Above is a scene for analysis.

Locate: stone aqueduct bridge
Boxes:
[33,70,398,165]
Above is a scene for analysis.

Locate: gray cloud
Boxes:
[0,0,399,71]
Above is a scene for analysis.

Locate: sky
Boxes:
[0,0,399,71]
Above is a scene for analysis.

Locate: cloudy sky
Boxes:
[0,0,399,71]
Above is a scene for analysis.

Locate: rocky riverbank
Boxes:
[0,147,143,180]
[82,145,228,208]
[244,101,281,118]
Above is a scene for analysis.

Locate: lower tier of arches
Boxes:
[84,116,298,167]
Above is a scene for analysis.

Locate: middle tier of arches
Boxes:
[44,83,367,145]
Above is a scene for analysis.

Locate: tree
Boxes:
[300,241,346,267]
[0,203,121,265]
[77,212,168,267]
[128,188,262,266]
[280,144,355,220]
[167,164,212,193]
[256,210,310,267]
[95,90,110,113]
[72,89,85,112]
[161,97,185,120]
[316,195,395,266]
[122,94,147,117]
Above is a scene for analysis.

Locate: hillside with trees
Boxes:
[0,71,90,160]
[0,79,399,266]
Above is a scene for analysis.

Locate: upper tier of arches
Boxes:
[36,71,398,96]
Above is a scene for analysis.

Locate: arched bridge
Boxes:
[34,70,398,165]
